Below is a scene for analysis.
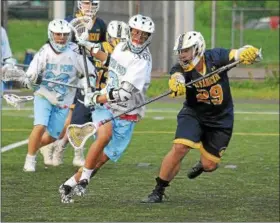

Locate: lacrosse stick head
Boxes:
[67,122,97,150]
[3,94,34,110]
[256,48,263,62]
[1,66,25,82]
[69,16,93,42]
[48,19,72,53]
[77,0,100,18]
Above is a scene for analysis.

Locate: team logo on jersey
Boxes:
[43,71,70,101]
[109,57,126,75]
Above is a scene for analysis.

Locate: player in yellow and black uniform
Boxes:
[141,31,262,203]
[39,0,107,168]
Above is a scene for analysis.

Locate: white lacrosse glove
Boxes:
[2,64,14,74]
[84,91,102,107]
[78,39,101,56]
[20,77,33,89]
[79,75,96,95]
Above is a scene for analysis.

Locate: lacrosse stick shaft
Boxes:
[2,62,29,68]
[81,46,92,93]
[42,79,83,89]
[184,60,241,87]
[100,90,172,125]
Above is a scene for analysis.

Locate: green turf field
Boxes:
[1,101,279,222]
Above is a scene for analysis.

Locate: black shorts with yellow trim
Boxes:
[174,106,233,163]
[70,98,92,125]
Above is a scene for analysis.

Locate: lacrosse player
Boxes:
[22,19,96,172]
[40,20,127,168]
[58,14,155,203]
[1,26,17,90]
[40,0,107,167]
[141,31,262,203]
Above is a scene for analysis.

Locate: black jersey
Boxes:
[170,48,236,119]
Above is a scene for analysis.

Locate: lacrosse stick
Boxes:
[2,62,29,69]
[67,50,263,149]
[2,94,34,110]
[69,16,93,93]
[66,60,241,149]
[1,67,83,89]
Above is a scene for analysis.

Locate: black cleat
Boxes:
[59,184,74,203]
[187,161,204,179]
[141,186,166,203]
[74,179,88,197]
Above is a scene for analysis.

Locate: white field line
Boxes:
[2,106,279,115]
[1,139,28,153]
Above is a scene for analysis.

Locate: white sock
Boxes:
[64,176,78,187]
[26,154,36,162]
[80,167,93,182]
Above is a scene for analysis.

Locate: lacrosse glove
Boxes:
[238,45,260,65]
[78,39,101,56]
[168,72,186,98]
[84,91,102,107]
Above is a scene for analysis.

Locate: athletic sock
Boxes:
[80,167,94,182]
[26,154,36,162]
[64,176,78,187]
[90,168,99,179]
[155,177,170,188]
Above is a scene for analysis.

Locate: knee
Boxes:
[172,143,190,157]
[96,126,112,144]
[201,159,218,172]
[41,135,55,146]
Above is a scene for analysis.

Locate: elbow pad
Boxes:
[106,81,135,102]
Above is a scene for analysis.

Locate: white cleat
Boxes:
[52,142,65,166]
[23,159,36,172]
[40,143,54,166]
[72,148,85,167]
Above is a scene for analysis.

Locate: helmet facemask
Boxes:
[78,0,100,18]
[106,33,121,48]
[49,32,71,53]
[127,28,152,54]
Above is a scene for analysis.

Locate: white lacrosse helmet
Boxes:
[127,14,155,54]
[48,19,72,53]
[107,20,128,47]
[77,0,100,18]
[173,31,206,70]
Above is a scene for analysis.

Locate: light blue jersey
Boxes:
[26,43,96,108]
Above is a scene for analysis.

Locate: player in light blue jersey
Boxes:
[21,19,96,172]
